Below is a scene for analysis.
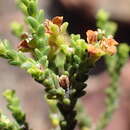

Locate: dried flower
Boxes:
[17,34,34,52]
[17,40,30,52]
[20,33,29,40]
[52,16,63,26]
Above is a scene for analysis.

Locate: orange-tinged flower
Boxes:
[100,37,118,55]
[101,37,118,47]
[86,30,98,44]
[87,44,105,56]
[106,45,117,55]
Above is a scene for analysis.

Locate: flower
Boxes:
[17,33,36,52]
[17,40,30,52]
[44,16,63,34]
[86,30,98,44]
[86,44,105,56]
[52,16,63,26]
[100,37,118,55]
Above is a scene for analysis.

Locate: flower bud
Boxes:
[59,75,69,89]
[63,98,71,105]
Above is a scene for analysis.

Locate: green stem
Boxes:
[57,95,77,130]
[95,73,119,130]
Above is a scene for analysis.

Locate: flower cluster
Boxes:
[86,29,118,61]
[44,16,70,54]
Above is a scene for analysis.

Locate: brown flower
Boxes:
[52,16,63,26]
[20,33,29,40]
[17,38,33,52]
[18,40,29,50]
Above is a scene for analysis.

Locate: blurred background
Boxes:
[0,0,130,130]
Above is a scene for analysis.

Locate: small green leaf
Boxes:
[34,48,42,58]
[27,1,37,16]
[21,0,28,6]
[9,61,20,65]
[36,10,44,23]
[37,24,45,37]
[60,22,69,33]
[27,16,39,30]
